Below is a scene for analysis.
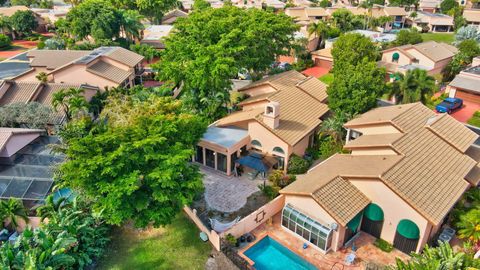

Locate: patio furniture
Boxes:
[345,252,356,265]
[209,217,241,233]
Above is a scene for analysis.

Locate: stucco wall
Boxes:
[248,121,290,160]
[14,67,49,82]
[292,130,313,156]
[0,133,41,157]
[382,50,412,66]
[349,178,430,252]
[405,49,435,69]
[350,148,397,156]
[184,206,221,251]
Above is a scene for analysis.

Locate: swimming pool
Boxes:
[244,236,317,270]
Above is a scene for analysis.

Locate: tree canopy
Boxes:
[440,0,458,13]
[395,29,423,46]
[328,33,386,115]
[58,95,207,227]
[154,1,298,119]
[388,69,435,104]
[443,39,480,81]
[331,9,354,32]
[10,10,38,37]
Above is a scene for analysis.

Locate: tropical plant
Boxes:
[395,29,423,46]
[440,0,458,13]
[0,198,28,230]
[456,208,480,246]
[44,37,66,50]
[308,21,329,49]
[36,71,48,83]
[287,154,311,174]
[0,33,10,49]
[120,9,144,43]
[129,44,161,62]
[330,9,354,32]
[389,242,480,269]
[455,25,480,44]
[388,69,436,104]
[320,112,352,143]
[52,88,89,121]
[10,10,38,38]
[0,102,52,128]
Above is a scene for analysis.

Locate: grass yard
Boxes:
[421,33,454,44]
[319,73,334,85]
[97,214,212,270]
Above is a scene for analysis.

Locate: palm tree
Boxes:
[456,208,480,245]
[52,88,89,121]
[0,199,28,230]
[120,9,145,43]
[307,21,329,49]
[388,69,436,105]
[320,112,353,143]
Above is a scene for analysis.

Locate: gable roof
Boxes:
[463,9,480,23]
[234,70,329,146]
[0,128,44,155]
[411,41,457,62]
[27,50,91,70]
[0,6,30,17]
[284,103,478,226]
[87,60,132,84]
[161,9,188,24]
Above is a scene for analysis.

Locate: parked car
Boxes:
[436,97,463,114]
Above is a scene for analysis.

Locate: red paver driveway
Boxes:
[449,100,480,123]
[302,66,329,78]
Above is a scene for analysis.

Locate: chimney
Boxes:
[263,101,280,129]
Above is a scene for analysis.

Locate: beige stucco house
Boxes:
[13,47,144,91]
[447,57,480,103]
[0,80,99,124]
[409,11,454,32]
[311,47,333,71]
[279,103,480,255]
[463,9,480,29]
[379,41,458,76]
[195,70,329,176]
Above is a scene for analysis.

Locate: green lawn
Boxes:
[97,214,212,270]
[319,73,334,85]
[421,33,455,44]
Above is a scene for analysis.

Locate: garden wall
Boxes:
[222,195,285,238]
[183,206,221,251]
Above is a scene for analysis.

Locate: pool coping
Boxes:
[239,232,318,269]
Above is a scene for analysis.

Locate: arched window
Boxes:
[273,147,285,154]
[251,140,262,148]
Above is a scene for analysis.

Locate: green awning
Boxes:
[364,203,384,221]
[347,211,363,232]
[397,219,420,239]
[392,52,400,60]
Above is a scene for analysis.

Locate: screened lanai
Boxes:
[0,136,63,208]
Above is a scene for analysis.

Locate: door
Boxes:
[393,219,420,254]
[361,217,383,239]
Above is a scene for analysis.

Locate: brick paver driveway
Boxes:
[201,167,261,213]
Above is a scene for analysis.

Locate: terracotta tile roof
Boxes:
[383,6,407,16]
[312,176,370,226]
[285,7,309,21]
[449,74,480,93]
[0,81,41,105]
[87,60,131,83]
[305,7,328,17]
[239,70,307,91]
[295,76,328,102]
[0,6,30,17]
[463,9,480,23]
[161,9,188,24]
[426,113,478,152]
[103,47,144,67]
[344,133,403,149]
[27,50,91,70]
[281,154,402,195]
[344,103,417,127]
[216,108,264,126]
[412,41,457,62]
[465,163,480,186]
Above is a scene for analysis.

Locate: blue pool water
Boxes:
[244,236,317,270]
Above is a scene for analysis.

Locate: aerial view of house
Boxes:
[379,41,458,76]
[0,0,479,269]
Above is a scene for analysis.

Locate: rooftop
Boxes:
[202,126,249,148]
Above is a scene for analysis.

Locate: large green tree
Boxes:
[58,96,207,227]
[388,69,436,104]
[328,33,386,115]
[154,1,298,119]
[395,29,423,46]
[443,39,480,81]
[330,9,354,32]
[440,0,458,13]
[65,0,122,41]
[10,10,38,38]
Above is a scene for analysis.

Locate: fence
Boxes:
[183,206,221,251]
[222,195,285,238]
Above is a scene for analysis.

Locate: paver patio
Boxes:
[201,167,262,213]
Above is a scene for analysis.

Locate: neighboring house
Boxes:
[370,6,407,31]
[409,11,454,32]
[285,7,329,26]
[161,9,188,25]
[194,70,329,176]
[31,7,69,24]
[0,80,99,124]
[279,103,480,254]
[0,6,48,33]
[378,41,458,76]
[12,47,144,90]
[311,47,333,71]
[140,25,174,49]
[463,9,480,29]
[325,29,397,48]
[0,128,64,209]
[418,0,441,13]
[447,57,480,103]
[180,0,284,11]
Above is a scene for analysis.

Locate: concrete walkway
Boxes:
[201,167,261,213]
